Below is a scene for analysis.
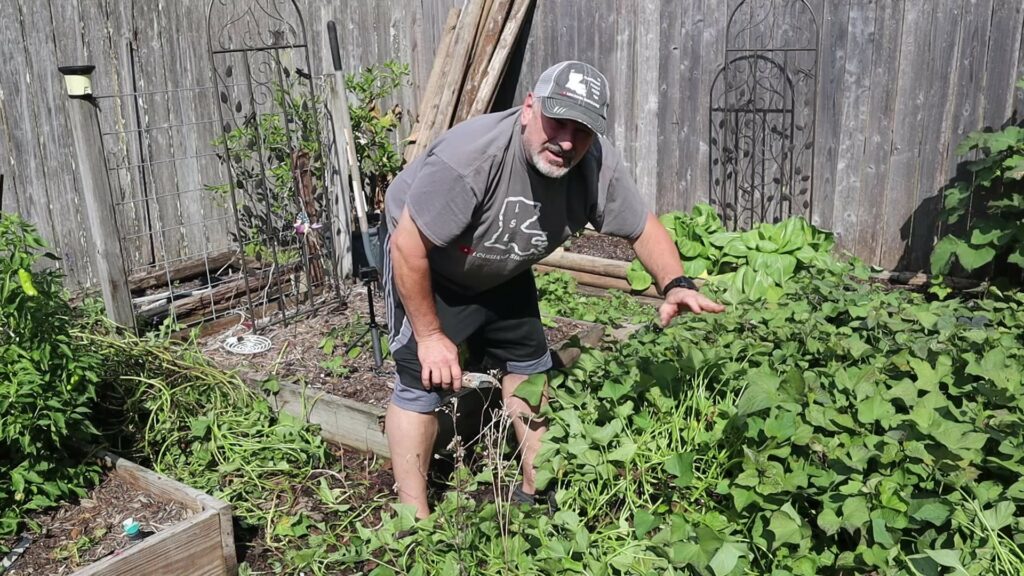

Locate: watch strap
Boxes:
[660,275,697,296]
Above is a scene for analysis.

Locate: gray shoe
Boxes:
[511,484,558,515]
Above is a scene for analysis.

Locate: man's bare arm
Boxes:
[630,212,684,291]
[390,207,462,388]
[630,212,725,324]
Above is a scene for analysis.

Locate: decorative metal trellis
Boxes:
[207,0,343,327]
[709,0,819,230]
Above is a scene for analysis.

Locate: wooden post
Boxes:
[60,65,135,329]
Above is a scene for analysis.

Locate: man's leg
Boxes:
[501,372,548,495]
[385,402,436,519]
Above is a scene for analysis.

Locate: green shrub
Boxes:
[207,72,326,256]
[345,60,410,214]
[932,79,1024,281]
[0,213,102,536]
[626,204,849,302]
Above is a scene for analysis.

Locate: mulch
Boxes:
[2,474,192,576]
[563,232,636,262]
[199,285,590,408]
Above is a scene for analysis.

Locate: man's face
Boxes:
[520,93,596,178]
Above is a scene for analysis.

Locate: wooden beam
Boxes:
[575,283,662,307]
[128,249,239,294]
[468,0,534,117]
[534,264,661,297]
[424,0,488,142]
[454,0,515,123]
[268,380,389,457]
[64,89,134,329]
[539,248,630,279]
[405,7,460,161]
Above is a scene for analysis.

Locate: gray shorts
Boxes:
[382,239,552,413]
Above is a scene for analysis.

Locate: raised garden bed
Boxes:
[198,286,605,457]
[563,230,636,262]
[3,452,235,576]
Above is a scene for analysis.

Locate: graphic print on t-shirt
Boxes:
[483,197,548,257]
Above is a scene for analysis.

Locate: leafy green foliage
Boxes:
[537,270,654,326]
[533,266,1024,574]
[932,110,1024,279]
[207,72,326,257]
[627,204,847,302]
[48,260,1023,575]
[345,60,410,214]
[0,213,102,538]
[86,332,327,530]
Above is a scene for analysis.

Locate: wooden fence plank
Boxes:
[79,0,154,271]
[632,0,661,212]
[810,0,851,232]
[851,1,903,262]
[609,0,636,158]
[1,2,57,261]
[905,0,965,270]
[655,0,687,213]
[696,0,729,211]
[386,2,418,140]
[1017,7,1024,120]
[182,1,234,255]
[981,0,1024,129]
[673,0,708,212]
[830,0,877,256]
[26,1,98,285]
[0,75,19,215]
[133,0,187,266]
[940,0,995,245]
[879,0,931,269]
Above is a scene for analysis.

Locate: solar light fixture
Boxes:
[58,65,96,99]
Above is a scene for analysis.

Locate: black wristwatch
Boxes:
[659,275,698,296]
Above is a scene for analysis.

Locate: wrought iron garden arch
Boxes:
[207,0,342,327]
[709,0,820,230]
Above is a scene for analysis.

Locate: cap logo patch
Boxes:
[565,71,588,98]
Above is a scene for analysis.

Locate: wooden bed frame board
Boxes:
[262,316,605,458]
[70,452,237,576]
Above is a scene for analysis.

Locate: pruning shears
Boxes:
[436,372,501,411]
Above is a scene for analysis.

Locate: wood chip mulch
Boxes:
[563,232,637,262]
[3,474,192,576]
[199,285,589,408]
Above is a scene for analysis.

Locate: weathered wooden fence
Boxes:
[1,0,1023,289]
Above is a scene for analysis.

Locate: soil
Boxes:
[2,474,192,576]
[563,232,636,262]
[199,285,590,408]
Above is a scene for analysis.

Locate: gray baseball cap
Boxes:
[533,61,609,136]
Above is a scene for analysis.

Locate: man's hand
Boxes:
[417,332,462,391]
[658,288,726,326]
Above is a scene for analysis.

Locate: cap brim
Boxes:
[541,96,606,136]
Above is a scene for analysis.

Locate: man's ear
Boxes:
[521,92,535,127]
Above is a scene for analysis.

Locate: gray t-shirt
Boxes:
[385,107,647,294]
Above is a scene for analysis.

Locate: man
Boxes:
[383,61,724,518]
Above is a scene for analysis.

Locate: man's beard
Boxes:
[530,143,575,178]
